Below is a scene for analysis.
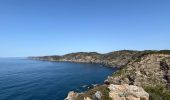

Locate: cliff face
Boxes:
[107,53,170,100]
[108,54,170,86]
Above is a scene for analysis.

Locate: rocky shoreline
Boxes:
[30,50,138,68]
[30,50,170,100]
[65,84,149,100]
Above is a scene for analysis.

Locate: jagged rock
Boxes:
[94,91,102,100]
[65,91,78,100]
[128,85,149,99]
[108,84,149,100]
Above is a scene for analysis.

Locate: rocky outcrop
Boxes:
[108,84,149,100]
[65,91,79,100]
[108,54,170,87]
[65,84,149,100]
[107,53,170,99]
[94,91,102,100]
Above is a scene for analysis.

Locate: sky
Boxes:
[0,0,170,57]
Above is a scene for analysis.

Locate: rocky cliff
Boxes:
[65,84,149,100]
[65,50,170,100]
[106,51,170,100]
[30,50,170,100]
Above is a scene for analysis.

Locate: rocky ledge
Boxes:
[65,84,149,100]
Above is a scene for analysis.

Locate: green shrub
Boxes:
[112,68,126,77]
[144,85,170,100]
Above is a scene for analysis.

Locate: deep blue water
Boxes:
[0,58,117,100]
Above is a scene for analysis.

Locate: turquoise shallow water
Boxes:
[0,58,117,100]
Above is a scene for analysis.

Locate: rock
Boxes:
[94,91,102,100]
[104,80,110,85]
[128,85,149,99]
[84,97,92,100]
[109,91,122,100]
[65,91,78,100]
[108,84,149,100]
[126,95,140,100]
[109,84,128,92]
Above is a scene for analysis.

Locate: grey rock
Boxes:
[94,91,102,100]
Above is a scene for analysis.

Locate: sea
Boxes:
[0,58,117,100]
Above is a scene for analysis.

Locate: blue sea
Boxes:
[0,58,116,100]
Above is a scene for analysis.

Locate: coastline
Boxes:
[29,50,139,68]
[30,50,170,100]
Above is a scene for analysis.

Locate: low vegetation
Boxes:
[75,85,112,100]
[144,85,170,100]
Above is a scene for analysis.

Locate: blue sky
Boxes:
[0,0,170,57]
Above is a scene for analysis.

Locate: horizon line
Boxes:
[1,49,169,58]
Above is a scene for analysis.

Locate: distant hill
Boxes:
[30,50,139,68]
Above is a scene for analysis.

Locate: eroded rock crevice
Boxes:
[160,60,170,88]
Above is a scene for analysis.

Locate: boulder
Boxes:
[94,91,102,100]
[108,84,149,100]
[109,91,122,100]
